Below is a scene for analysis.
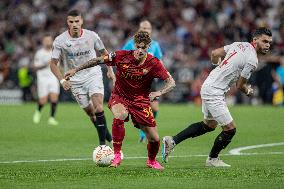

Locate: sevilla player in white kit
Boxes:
[50,10,114,145]
[33,35,60,125]
[162,27,272,167]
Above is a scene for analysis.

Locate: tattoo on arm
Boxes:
[75,56,105,72]
[159,75,176,95]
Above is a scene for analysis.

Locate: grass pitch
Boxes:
[0,103,284,188]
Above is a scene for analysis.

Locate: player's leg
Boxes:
[205,99,235,167]
[47,79,60,125]
[33,96,48,124]
[33,80,48,124]
[138,100,159,143]
[48,92,59,125]
[162,99,216,162]
[141,125,164,170]
[71,85,107,145]
[109,102,128,167]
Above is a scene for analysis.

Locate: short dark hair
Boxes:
[134,31,151,45]
[252,27,272,38]
[67,9,82,17]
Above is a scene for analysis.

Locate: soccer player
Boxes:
[162,27,273,167]
[33,34,60,125]
[49,10,114,145]
[122,20,163,142]
[65,31,176,170]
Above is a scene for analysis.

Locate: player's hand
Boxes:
[64,69,76,80]
[246,84,254,96]
[107,69,116,87]
[149,91,162,101]
[62,80,71,91]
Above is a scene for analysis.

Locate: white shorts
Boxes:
[201,96,233,126]
[37,77,60,98]
[71,75,104,108]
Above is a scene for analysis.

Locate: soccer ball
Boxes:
[92,145,114,167]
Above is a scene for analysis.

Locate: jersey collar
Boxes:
[68,29,83,38]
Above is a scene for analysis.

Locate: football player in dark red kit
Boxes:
[65,31,176,170]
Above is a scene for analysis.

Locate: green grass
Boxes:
[0,103,284,188]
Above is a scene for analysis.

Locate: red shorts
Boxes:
[108,94,156,128]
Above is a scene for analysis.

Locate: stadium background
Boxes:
[0,0,284,105]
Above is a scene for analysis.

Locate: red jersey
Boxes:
[105,50,169,103]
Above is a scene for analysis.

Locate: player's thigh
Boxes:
[48,79,60,102]
[37,78,49,99]
[71,85,90,109]
[203,98,233,126]
[150,100,159,112]
[129,104,156,129]
[90,93,104,112]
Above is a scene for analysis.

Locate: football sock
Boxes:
[38,103,43,112]
[112,118,125,154]
[173,121,215,145]
[209,128,236,158]
[147,141,160,161]
[153,111,158,118]
[95,111,108,145]
[50,102,57,117]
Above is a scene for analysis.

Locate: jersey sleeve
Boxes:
[241,63,256,79]
[122,39,135,50]
[93,32,106,51]
[151,59,169,80]
[51,38,61,60]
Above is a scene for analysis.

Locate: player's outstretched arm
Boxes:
[211,47,226,65]
[64,56,105,79]
[50,58,71,91]
[149,74,176,101]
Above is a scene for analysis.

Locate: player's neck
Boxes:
[68,29,83,38]
[136,54,147,66]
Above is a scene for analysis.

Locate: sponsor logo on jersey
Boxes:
[67,50,91,57]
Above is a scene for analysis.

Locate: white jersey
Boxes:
[202,42,258,96]
[34,48,56,80]
[51,29,105,84]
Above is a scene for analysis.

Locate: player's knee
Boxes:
[224,128,236,137]
[113,111,128,120]
[204,120,218,129]
[201,121,216,132]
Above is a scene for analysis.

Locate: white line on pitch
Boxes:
[0,152,284,164]
[229,142,284,155]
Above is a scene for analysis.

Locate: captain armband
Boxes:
[104,52,116,62]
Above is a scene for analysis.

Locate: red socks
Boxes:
[147,141,160,161]
[112,118,125,154]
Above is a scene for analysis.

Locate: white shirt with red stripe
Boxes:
[201,42,258,97]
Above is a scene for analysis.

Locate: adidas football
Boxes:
[92,145,114,166]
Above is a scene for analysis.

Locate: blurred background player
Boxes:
[65,31,176,170]
[50,10,114,145]
[122,20,163,142]
[33,34,60,125]
[162,28,273,167]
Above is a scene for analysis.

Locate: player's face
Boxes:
[42,36,53,49]
[134,42,149,60]
[254,34,272,55]
[67,16,83,36]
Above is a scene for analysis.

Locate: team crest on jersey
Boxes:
[66,42,72,47]
[142,68,149,75]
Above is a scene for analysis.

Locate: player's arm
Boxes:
[64,55,106,79]
[236,63,256,96]
[149,73,176,101]
[211,47,226,66]
[99,49,115,82]
[50,58,71,91]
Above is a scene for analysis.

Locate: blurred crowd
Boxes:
[0,0,284,105]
